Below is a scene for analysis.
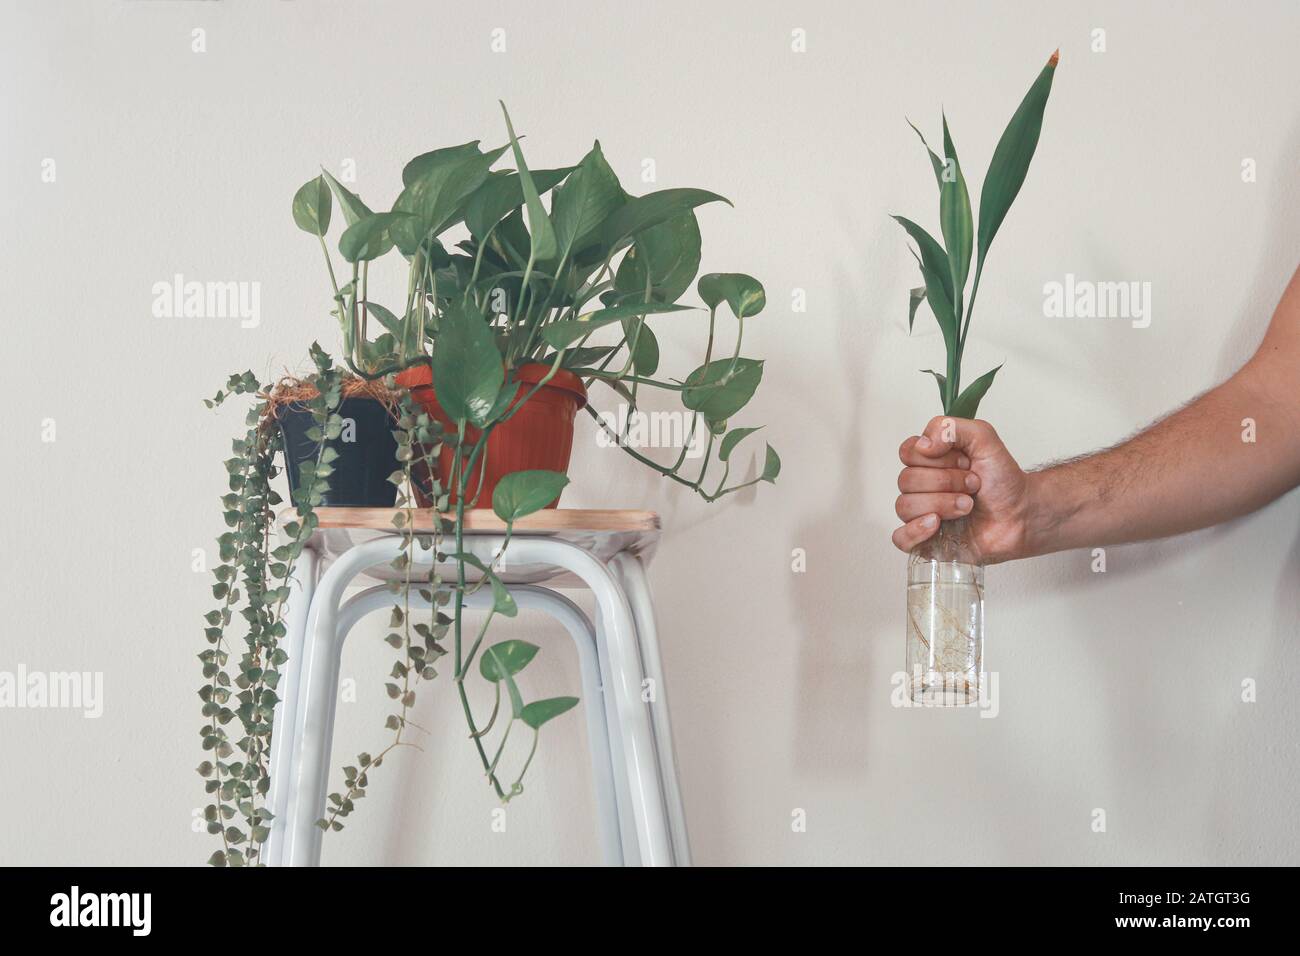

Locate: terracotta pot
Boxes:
[394,362,587,508]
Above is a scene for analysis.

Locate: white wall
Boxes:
[2,0,1297,866]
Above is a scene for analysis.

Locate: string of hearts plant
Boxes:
[199,104,780,865]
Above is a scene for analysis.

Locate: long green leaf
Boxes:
[907,287,926,332]
[912,251,958,355]
[919,368,948,407]
[906,119,945,189]
[976,51,1058,264]
[939,113,973,315]
[892,216,953,307]
[950,364,1002,419]
[499,102,557,261]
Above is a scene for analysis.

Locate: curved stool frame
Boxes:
[264,534,688,867]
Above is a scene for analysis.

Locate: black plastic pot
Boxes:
[277,397,398,507]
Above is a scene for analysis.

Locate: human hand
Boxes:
[893,416,1033,564]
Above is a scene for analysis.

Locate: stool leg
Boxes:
[489,538,674,866]
[593,609,641,865]
[264,546,316,867]
[283,589,347,866]
[504,588,624,867]
[331,583,624,866]
[280,538,407,865]
[610,552,692,866]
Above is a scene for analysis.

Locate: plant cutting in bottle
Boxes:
[198,104,780,865]
[894,51,1058,702]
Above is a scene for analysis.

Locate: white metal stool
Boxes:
[263,508,690,867]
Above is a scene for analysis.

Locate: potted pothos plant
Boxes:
[895,52,1057,704]
[198,103,780,866]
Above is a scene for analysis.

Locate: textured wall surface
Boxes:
[1,0,1297,865]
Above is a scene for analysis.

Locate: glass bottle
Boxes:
[906,516,984,704]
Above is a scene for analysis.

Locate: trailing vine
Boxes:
[199,344,343,866]
[317,388,450,831]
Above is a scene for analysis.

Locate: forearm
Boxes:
[1021,357,1300,557]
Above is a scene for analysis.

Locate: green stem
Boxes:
[450,425,506,800]
[488,717,513,776]
[510,728,540,793]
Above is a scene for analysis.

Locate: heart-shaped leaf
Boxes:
[391,145,507,254]
[493,470,570,522]
[681,358,764,421]
[697,273,766,319]
[480,640,538,687]
[599,188,729,253]
[520,696,579,730]
[402,141,487,187]
[761,443,781,483]
[339,211,413,263]
[622,317,659,375]
[552,141,625,261]
[428,299,503,426]
[292,175,332,236]
[719,426,763,462]
[613,211,701,304]
[481,644,527,718]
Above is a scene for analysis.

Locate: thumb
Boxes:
[916,415,1002,460]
